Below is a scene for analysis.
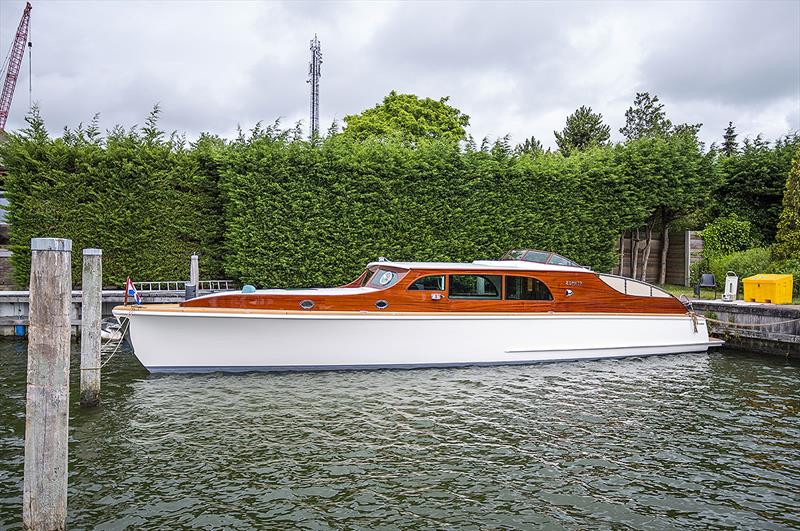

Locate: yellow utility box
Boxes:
[742,274,793,304]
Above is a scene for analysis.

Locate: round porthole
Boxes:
[375,299,389,310]
[300,299,315,310]
[378,271,395,286]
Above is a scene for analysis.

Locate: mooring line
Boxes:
[96,309,132,369]
[696,313,800,329]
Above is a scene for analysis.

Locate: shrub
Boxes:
[709,247,772,288]
[702,214,753,259]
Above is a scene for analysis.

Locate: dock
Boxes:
[0,289,225,336]
[693,299,800,359]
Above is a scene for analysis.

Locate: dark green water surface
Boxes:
[1,339,798,529]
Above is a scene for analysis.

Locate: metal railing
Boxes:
[132,280,235,292]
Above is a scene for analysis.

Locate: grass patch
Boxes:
[660,283,718,300]
[659,283,800,304]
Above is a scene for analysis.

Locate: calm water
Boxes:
[0,340,799,530]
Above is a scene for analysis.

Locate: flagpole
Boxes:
[124,276,129,306]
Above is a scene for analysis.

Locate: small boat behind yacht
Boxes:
[113,250,721,373]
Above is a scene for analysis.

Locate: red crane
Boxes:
[0,2,32,132]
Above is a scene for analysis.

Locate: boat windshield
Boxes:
[366,268,404,289]
[500,249,582,268]
[359,269,375,287]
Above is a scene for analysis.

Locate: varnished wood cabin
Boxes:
[181,250,688,315]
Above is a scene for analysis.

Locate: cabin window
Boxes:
[505,276,553,301]
[408,275,445,291]
[368,268,402,289]
[359,269,375,287]
[449,275,502,299]
[597,274,672,298]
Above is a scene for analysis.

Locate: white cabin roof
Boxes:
[366,260,589,273]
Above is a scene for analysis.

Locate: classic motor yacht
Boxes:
[113,250,720,373]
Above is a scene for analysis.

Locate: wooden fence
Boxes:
[613,230,703,286]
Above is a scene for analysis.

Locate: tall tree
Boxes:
[773,146,800,259]
[721,121,738,156]
[714,134,800,243]
[342,91,469,144]
[553,106,610,156]
[514,136,544,157]
[616,127,714,282]
[620,92,673,141]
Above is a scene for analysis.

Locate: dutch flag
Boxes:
[126,277,142,305]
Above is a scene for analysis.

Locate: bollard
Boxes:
[23,238,72,531]
[80,248,102,408]
[190,254,199,287]
[185,282,197,301]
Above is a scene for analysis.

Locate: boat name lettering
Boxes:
[565,280,583,286]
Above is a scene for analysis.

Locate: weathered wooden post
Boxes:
[80,248,102,408]
[23,237,72,530]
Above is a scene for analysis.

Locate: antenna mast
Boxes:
[0,2,32,132]
[307,34,322,138]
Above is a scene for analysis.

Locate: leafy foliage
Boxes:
[514,136,544,157]
[553,106,610,156]
[220,137,635,287]
[615,129,715,230]
[701,214,753,258]
[773,146,800,259]
[708,247,772,288]
[1,96,797,291]
[712,134,800,243]
[0,106,224,287]
[342,91,470,144]
[620,92,673,141]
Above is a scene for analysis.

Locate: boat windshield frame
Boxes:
[501,249,582,268]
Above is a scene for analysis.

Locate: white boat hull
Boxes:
[112,309,716,373]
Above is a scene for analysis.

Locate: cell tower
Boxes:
[307,34,322,138]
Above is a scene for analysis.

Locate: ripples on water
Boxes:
[1,340,799,529]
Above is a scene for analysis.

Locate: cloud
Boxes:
[0,0,797,149]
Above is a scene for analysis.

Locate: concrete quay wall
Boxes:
[693,300,800,359]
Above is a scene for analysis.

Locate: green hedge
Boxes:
[219,135,637,287]
[0,110,712,289]
[1,111,224,287]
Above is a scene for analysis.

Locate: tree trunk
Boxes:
[659,223,670,285]
[631,228,640,279]
[619,231,626,275]
[640,220,655,282]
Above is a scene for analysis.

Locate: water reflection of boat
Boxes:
[113,250,721,373]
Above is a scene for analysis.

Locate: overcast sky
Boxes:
[1,0,798,149]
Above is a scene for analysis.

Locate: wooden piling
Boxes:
[80,248,102,408]
[23,238,72,531]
